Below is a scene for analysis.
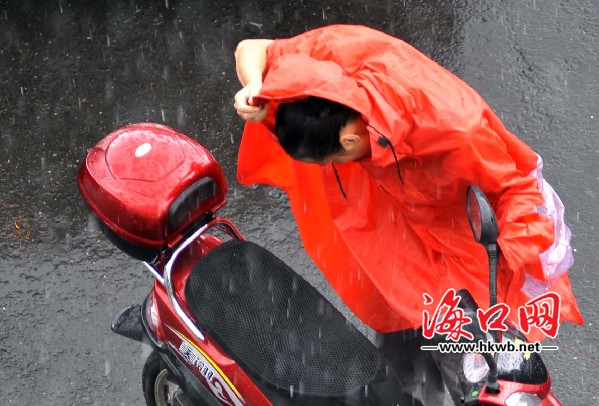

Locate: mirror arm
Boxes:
[482,352,500,394]
[486,243,499,308]
[484,243,501,395]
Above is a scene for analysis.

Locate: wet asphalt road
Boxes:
[0,0,597,405]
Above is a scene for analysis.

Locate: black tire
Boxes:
[142,351,187,406]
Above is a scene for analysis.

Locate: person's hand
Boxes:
[234,81,267,122]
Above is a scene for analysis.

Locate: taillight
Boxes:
[145,292,160,335]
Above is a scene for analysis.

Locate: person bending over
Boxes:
[233,24,582,405]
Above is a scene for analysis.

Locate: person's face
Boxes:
[297,118,371,165]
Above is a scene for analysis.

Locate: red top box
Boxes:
[78,123,227,256]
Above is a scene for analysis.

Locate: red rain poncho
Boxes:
[236,25,583,339]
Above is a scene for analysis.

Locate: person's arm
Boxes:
[426,124,553,284]
[234,39,273,122]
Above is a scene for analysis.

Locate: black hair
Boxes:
[275,97,360,160]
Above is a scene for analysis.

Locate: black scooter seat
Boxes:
[185,240,386,400]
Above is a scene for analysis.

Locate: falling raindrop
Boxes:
[106,34,110,46]
[317,298,325,315]
[87,212,100,232]
[177,105,185,127]
[161,108,166,122]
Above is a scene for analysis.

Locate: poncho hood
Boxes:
[253,51,413,168]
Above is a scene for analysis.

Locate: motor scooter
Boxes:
[78,123,562,405]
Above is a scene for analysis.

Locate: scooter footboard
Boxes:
[184,239,401,403]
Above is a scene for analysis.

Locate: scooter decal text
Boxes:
[168,326,245,406]
[179,341,215,381]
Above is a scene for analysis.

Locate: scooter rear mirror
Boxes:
[466,185,499,246]
[466,184,502,395]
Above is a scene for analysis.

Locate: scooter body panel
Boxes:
[150,237,273,406]
[477,379,553,405]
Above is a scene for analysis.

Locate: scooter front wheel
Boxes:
[143,350,191,406]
